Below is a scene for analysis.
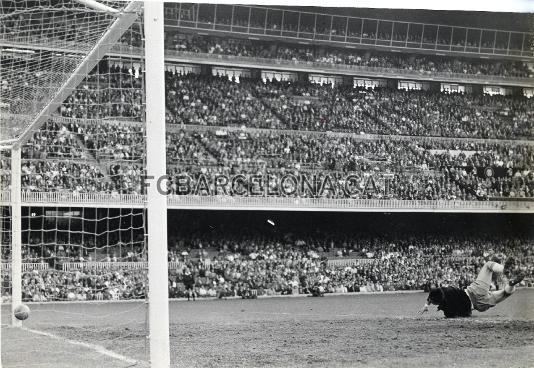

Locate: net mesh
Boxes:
[0,0,135,141]
[1,0,148,271]
[1,206,147,302]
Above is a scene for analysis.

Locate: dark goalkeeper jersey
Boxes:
[433,286,472,318]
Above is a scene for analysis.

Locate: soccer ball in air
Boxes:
[14,304,30,321]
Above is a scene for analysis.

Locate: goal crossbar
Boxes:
[75,0,120,13]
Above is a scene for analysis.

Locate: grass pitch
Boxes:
[2,290,534,367]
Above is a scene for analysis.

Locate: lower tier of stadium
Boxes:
[1,212,532,302]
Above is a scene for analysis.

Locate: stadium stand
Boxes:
[2,4,533,307]
[58,71,534,139]
[165,32,534,79]
[12,117,534,199]
[3,226,533,302]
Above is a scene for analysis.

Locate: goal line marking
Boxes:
[21,327,145,367]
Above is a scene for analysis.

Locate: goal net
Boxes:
[0,1,171,366]
[0,0,142,142]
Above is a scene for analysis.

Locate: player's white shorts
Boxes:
[466,280,498,312]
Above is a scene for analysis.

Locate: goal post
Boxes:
[144,1,171,367]
[10,147,22,327]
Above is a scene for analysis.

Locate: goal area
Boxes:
[0,1,170,366]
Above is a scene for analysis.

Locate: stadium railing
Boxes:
[1,262,49,272]
[3,32,532,87]
[1,191,533,212]
[61,260,208,271]
[46,115,534,146]
[326,256,482,267]
[168,195,534,212]
[167,5,534,59]
[170,121,534,146]
[327,258,375,266]
[62,261,150,271]
[160,50,534,87]
[109,46,534,88]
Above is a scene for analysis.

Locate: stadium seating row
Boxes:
[1,115,531,199]
[5,8,531,62]
[165,32,533,78]
[5,232,533,301]
[57,71,534,140]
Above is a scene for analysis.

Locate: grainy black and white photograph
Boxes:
[0,0,533,367]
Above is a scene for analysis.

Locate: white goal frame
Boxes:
[144,2,171,367]
[2,1,171,367]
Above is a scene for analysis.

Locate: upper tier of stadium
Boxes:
[1,2,533,212]
[0,63,533,210]
[128,4,534,61]
[2,2,533,140]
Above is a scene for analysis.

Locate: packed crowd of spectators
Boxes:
[16,116,145,194]
[4,63,534,199]
[165,73,282,129]
[357,88,534,139]
[0,155,11,190]
[81,122,144,161]
[17,158,143,195]
[4,9,532,78]
[166,33,533,78]
[5,231,533,301]
[11,111,534,199]
[164,74,534,139]
[22,121,86,160]
[3,8,533,304]
[4,5,529,57]
[20,160,107,193]
[18,268,147,302]
[1,230,145,266]
[166,166,534,200]
[164,127,534,200]
[56,69,534,140]
[253,78,534,139]
[60,64,144,121]
[23,119,144,162]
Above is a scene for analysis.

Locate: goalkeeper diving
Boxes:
[419,257,525,318]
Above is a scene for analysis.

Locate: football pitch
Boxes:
[2,290,534,367]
